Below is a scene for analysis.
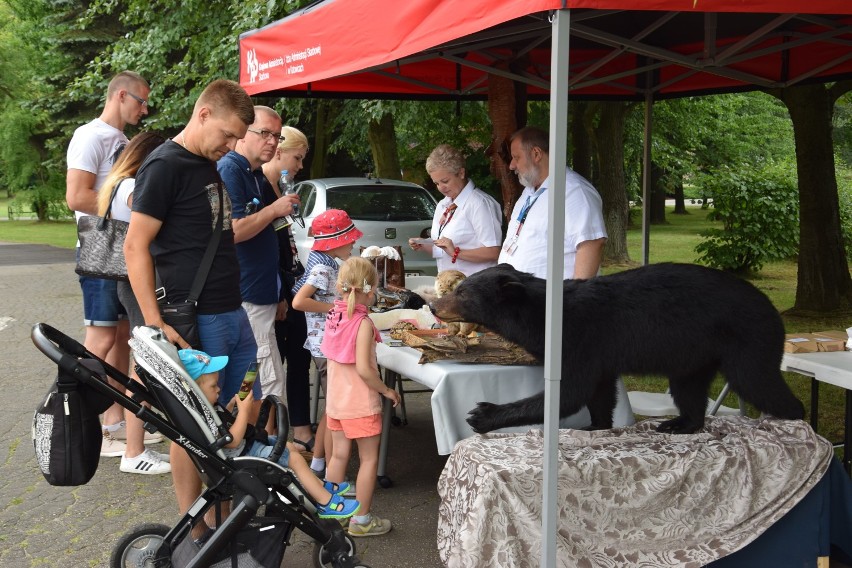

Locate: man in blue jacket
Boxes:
[218,106,299,413]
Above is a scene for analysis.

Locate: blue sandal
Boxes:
[316,493,360,519]
[323,480,351,496]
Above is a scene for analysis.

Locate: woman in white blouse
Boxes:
[409,144,503,275]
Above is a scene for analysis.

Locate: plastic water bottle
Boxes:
[244,197,260,215]
[279,170,299,215]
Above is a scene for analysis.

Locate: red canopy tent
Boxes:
[240,3,852,565]
[240,0,852,100]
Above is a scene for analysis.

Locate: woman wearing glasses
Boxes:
[260,127,323,467]
[409,144,502,275]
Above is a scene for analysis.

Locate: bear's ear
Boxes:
[496,272,526,300]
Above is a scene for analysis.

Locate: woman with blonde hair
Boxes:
[260,126,324,470]
[409,143,502,275]
[97,131,169,475]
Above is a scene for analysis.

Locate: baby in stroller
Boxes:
[177,348,359,520]
[32,322,370,568]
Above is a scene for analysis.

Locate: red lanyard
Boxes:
[438,203,457,236]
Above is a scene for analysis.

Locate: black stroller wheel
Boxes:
[313,530,369,568]
[110,523,171,568]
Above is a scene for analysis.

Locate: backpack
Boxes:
[32,359,113,486]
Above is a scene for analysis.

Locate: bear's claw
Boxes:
[467,402,500,434]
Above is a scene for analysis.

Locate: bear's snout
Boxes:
[431,295,463,323]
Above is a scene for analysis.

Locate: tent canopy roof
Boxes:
[239,1,852,100]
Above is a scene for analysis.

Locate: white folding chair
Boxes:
[628,382,744,417]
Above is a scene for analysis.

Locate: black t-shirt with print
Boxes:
[133,141,242,314]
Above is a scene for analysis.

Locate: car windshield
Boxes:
[326,185,435,222]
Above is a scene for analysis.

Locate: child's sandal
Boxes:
[316,493,360,519]
[323,480,351,496]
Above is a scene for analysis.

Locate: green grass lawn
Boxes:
[0,219,77,248]
[0,189,39,221]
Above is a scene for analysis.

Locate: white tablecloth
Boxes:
[376,339,635,454]
[782,351,852,389]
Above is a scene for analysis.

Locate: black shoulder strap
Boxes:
[97,176,129,229]
[187,177,224,304]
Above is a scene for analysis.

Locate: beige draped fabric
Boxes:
[438,417,832,568]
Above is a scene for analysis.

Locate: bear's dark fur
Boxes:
[431,263,805,435]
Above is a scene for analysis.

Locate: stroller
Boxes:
[32,322,370,568]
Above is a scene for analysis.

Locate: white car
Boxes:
[290,177,439,276]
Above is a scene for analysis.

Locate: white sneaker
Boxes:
[101,431,127,457]
[148,449,170,463]
[120,449,171,475]
[110,421,164,444]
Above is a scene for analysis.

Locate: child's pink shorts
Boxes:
[326,413,382,438]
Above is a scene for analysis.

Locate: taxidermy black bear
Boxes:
[431,263,805,435]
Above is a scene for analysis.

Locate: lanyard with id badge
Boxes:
[503,187,546,255]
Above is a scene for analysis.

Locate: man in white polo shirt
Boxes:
[497,126,638,431]
[498,125,607,279]
[66,71,151,458]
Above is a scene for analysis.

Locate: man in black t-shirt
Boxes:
[124,79,263,535]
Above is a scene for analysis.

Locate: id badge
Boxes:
[503,234,519,255]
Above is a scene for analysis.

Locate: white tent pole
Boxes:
[641,76,654,265]
[542,8,570,568]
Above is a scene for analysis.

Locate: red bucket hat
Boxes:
[310,209,363,252]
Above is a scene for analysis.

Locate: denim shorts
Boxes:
[246,435,290,468]
[197,308,259,405]
[78,273,127,326]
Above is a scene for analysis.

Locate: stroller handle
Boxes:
[32,323,87,364]
[259,395,290,463]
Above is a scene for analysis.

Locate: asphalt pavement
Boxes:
[0,242,447,567]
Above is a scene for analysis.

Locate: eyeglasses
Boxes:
[126,92,148,107]
[247,128,284,143]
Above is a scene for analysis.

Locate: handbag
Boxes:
[158,183,224,349]
[32,359,113,486]
[75,177,129,281]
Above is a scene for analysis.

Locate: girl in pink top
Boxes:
[321,257,400,537]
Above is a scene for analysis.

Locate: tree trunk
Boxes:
[487,69,524,222]
[649,161,667,224]
[571,102,594,183]
[772,83,852,314]
[594,101,632,265]
[311,100,340,178]
[671,177,688,214]
[367,112,401,179]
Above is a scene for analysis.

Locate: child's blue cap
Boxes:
[178,349,229,380]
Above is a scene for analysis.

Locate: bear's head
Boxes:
[431,264,539,336]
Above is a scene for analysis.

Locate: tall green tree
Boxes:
[769,82,852,314]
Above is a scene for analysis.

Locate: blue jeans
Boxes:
[197,308,259,405]
[246,435,291,467]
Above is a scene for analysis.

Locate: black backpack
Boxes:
[32,359,113,486]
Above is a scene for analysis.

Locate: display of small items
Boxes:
[361,246,426,311]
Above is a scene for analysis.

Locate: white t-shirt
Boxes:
[498,168,607,279]
[430,181,503,275]
[66,118,128,223]
[111,178,135,222]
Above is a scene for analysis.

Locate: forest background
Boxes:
[2,0,852,316]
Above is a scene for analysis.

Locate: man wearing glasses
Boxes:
[218,106,300,423]
[65,70,151,459]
